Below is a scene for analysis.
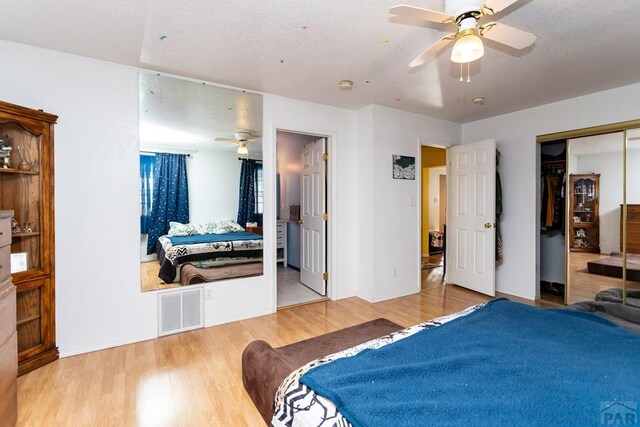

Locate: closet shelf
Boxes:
[541,160,566,165]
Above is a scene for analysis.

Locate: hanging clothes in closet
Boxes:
[540,164,565,232]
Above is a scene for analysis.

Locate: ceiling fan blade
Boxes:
[480,22,536,49]
[482,0,522,15]
[389,5,454,24]
[214,138,238,143]
[409,33,457,68]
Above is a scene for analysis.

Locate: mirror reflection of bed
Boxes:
[276,131,327,308]
[138,73,264,292]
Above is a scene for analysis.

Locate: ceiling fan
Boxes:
[214,131,260,154]
[390,0,536,68]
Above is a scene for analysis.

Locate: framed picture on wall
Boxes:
[392,154,416,180]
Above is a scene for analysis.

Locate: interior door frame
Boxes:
[271,124,336,309]
[417,140,451,287]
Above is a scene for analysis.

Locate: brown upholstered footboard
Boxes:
[242,318,402,424]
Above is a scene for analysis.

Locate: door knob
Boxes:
[484,222,494,229]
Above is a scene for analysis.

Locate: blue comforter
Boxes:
[300,299,640,427]
[168,231,262,245]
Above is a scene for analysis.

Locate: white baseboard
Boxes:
[59,333,158,358]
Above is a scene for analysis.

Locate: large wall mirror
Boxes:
[139,73,264,292]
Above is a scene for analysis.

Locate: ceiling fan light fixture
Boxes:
[237,143,249,155]
[450,29,484,64]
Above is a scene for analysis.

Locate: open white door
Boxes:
[446,139,496,296]
[300,138,326,295]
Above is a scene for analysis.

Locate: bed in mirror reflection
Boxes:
[138,72,264,292]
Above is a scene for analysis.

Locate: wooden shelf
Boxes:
[1,101,58,376]
[12,232,40,238]
[569,174,600,253]
[16,315,41,326]
[542,160,566,165]
[0,168,38,175]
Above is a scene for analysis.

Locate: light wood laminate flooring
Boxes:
[140,260,180,292]
[17,285,549,427]
[567,252,640,305]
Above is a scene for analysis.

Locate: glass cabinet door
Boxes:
[570,175,600,253]
[0,122,43,276]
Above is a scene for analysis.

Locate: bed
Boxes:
[155,231,263,283]
[244,299,640,427]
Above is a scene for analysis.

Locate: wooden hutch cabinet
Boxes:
[0,101,58,375]
[568,173,600,253]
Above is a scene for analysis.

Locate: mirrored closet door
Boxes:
[539,120,640,307]
[623,128,640,304]
[566,133,624,305]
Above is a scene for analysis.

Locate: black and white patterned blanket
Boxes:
[155,235,263,283]
[271,304,484,427]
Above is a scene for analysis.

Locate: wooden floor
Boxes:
[140,260,181,292]
[567,252,640,305]
[16,283,547,427]
[422,253,445,290]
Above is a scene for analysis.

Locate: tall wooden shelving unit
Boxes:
[0,101,58,375]
[568,173,600,253]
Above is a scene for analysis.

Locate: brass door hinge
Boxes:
[323,272,329,281]
[322,153,328,162]
[322,212,328,221]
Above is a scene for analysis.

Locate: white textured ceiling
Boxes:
[139,73,263,153]
[1,0,640,122]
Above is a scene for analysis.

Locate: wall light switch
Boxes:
[409,197,416,207]
[205,287,213,300]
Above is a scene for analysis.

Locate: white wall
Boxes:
[356,106,375,302]
[186,148,241,224]
[0,40,360,355]
[0,40,158,356]
[462,82,640,300]
[357,105,460,302]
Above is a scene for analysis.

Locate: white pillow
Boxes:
[204,219,245,234]
[167,222,205,237]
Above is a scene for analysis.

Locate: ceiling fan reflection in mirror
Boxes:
[390,0,536,76]
[214,131,260,155]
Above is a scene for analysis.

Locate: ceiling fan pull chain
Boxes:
[460,62,464,82]
[467,62,471,83]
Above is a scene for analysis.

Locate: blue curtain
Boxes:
[146,153,190,255]
[237,159,257,227]
[140,155,155,233]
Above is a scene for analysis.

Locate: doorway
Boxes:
[276,130,329,308]
[420,145,447,289]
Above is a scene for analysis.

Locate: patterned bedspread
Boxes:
[271,304,484,427]
[156,234,263,283]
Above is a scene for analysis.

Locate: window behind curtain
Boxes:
[254,163,263,224]
[140,154,155,233]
